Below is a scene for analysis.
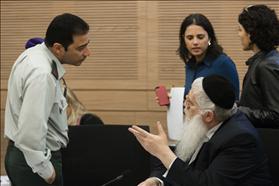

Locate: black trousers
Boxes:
[5,141,63,186]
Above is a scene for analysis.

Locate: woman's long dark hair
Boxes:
[177,14,223,64]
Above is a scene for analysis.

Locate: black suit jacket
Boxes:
[153,111,273,186]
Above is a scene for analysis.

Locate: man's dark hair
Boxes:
[238,4,279,52]
[177,13,223,64]
[45,13,89,50]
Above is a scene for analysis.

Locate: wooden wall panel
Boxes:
[1,1,147,90]
[93,111,167,134]
[1,0,279,175]
[74,90,148,111]
[1,111,8,176]
[0,91,7,110]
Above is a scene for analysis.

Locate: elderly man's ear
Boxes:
[202,111,215,125]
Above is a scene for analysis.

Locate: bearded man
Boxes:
[129,75,272,186]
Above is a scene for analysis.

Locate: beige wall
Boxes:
[1,1,279,175]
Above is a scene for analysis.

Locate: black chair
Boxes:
[257,128,279,186]
[62,125,150,186]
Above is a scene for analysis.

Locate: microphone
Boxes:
[100,170,131,186]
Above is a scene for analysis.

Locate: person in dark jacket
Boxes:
[129,75,272,186]
[237,4,279,128]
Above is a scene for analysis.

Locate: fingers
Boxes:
[156,121,166,137]
[129,123,165,138]
[155,96,160,104]
[167,92,172,99]
[137,180,146,186]
[45,167,56,184]
[129,125,150,137]
[138,181,151,186]
[129,126,150,151]
[138,177,159,186]
[128,126,141,136]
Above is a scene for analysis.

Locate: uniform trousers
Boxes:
[5,140,63,186]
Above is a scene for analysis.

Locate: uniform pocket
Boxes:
[49,85,68,131]
[55,95,67,114]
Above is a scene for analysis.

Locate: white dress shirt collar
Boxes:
[188,122,223,165]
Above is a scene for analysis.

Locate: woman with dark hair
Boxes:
[238,4,279,128]
[178,14,239,98]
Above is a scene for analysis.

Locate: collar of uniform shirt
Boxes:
[206,122,222,140]
[42,42,66,79]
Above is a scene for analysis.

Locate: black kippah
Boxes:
[202,75,235,109]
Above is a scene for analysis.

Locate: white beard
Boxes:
[175,114,209,162]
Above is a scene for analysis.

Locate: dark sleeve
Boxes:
[165,134,260,186]
[149,146,177,185]
[220,56,240,100]
[149,155,166,178]
[239,62,279,128]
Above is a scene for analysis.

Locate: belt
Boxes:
[8,139,14,145]
[8,139,61,154]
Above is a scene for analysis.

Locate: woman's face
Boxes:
[184,24,210,61]
[238,24,252,51]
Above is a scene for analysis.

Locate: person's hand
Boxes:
[45,168,56,184]
[138,177,161,186]
[128,122,176,168]
[129,121,168,157]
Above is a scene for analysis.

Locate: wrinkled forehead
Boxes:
[187,90,198,105]
[191,77,204,94]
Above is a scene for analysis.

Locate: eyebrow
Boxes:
[76,40,90,50]
[185,33,205,37]
[187,99,194,105]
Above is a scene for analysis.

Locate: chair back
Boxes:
[257,128,279,186]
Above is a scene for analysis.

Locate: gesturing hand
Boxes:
[128,121,177,168]
[45,168,56,184]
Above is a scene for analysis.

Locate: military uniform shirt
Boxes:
[4,43,68,180]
